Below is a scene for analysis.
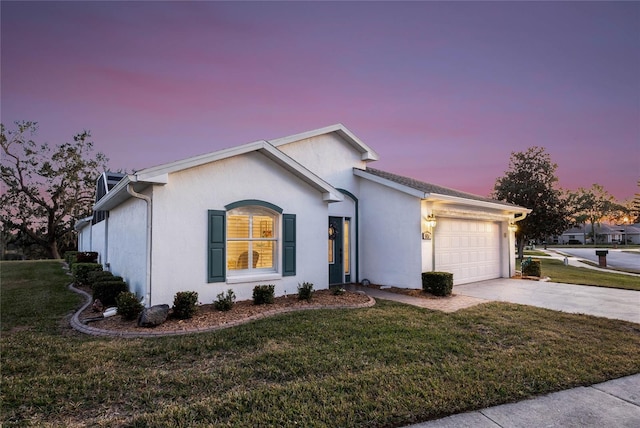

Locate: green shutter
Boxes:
[282,214,296,276]
[208,210,226,282]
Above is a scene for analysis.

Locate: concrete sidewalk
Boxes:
[406,373,640,428]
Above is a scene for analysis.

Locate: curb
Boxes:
[68,283,376,338]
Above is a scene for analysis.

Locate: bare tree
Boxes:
[1,121,107,259]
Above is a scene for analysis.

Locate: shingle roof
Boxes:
[363,167,524,209]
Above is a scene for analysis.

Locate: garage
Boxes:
[435,218,502,285]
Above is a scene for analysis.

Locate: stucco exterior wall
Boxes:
[149,151,328,306]
[358,178,423,288]
[77,224,92,252]
[277,133,368,283]
[106,196,148,301]
[420,200,435,273]
[276,133,366,194]
[91,220,107,265]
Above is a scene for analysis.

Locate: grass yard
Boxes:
[522,250,548,257]
[2,261,640,427]
[517,258,640,291]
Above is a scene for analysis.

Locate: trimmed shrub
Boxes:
[522,259,542,277]
[64,251,78,267]
[87,270,114,287]
[331,286,346,296]
[93,280,128,306]
[253,284,275,305]
[422,272,453,297]
[214,289,236,312]
[76,251,99,263]
[116,291,144,321]
[72,263,103,286]
[297,282,314,301]
[173,291,198,319]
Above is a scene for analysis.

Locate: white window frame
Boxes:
[227,206,279,277]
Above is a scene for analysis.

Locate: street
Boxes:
[556,248,640,272]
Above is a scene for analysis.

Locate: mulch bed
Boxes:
[78,289,372,333]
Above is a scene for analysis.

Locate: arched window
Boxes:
[227,206,278,273]
[207,201,295,283]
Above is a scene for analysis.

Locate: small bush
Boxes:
[422,271,453,296]
[76,251,99,263]
[173,291,198,319]
[331,286,346,296]
[72,263,103,286]
[93,280,128,306]
[297,282,314,301]
[116,291,144,321]
[253,284,275,305]
[90,275,124,292]
[522,259,542,277]
[64,251,78,267]
[214,289,236,312]
[87,270,114,287]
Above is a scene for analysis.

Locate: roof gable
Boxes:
[269,123,379,162]
[94,140,343,211]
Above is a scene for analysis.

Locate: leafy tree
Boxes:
[567,184,623,245]
[605,197,635,226]
[0,121,107,259]
[493,146,570,258]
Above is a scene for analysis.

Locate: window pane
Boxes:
[228,241,249,270]
[228,215,249,238]
[254,241,274,269]
[226,207,278,274]
[253,215,274,238]
[328,239,334,264]
[344,219,350,274]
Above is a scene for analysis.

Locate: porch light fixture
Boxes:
[425,214,437,229]
[508,223,518,232]
[328,223,337,240]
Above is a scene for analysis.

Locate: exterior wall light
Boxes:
[422,214,437,240]
[508,223,518,232]
[425,214,437,229]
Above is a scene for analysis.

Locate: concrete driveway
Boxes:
[455,279,640,324]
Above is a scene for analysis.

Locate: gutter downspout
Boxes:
[127,183,152,307]
[513,212,528,224]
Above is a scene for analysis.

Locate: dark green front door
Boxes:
[328,217,343,285]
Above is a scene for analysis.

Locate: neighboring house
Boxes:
[76,124,530,307]
[554,223,640,245]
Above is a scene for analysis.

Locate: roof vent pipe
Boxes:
[127,184,152,307]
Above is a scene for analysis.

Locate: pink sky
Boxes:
[2,1,639,201]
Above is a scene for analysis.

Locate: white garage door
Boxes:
[435,218,502,285]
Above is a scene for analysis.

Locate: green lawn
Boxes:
[517,258,640,291]
[2,261,640,427]
[523,250,548,257]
